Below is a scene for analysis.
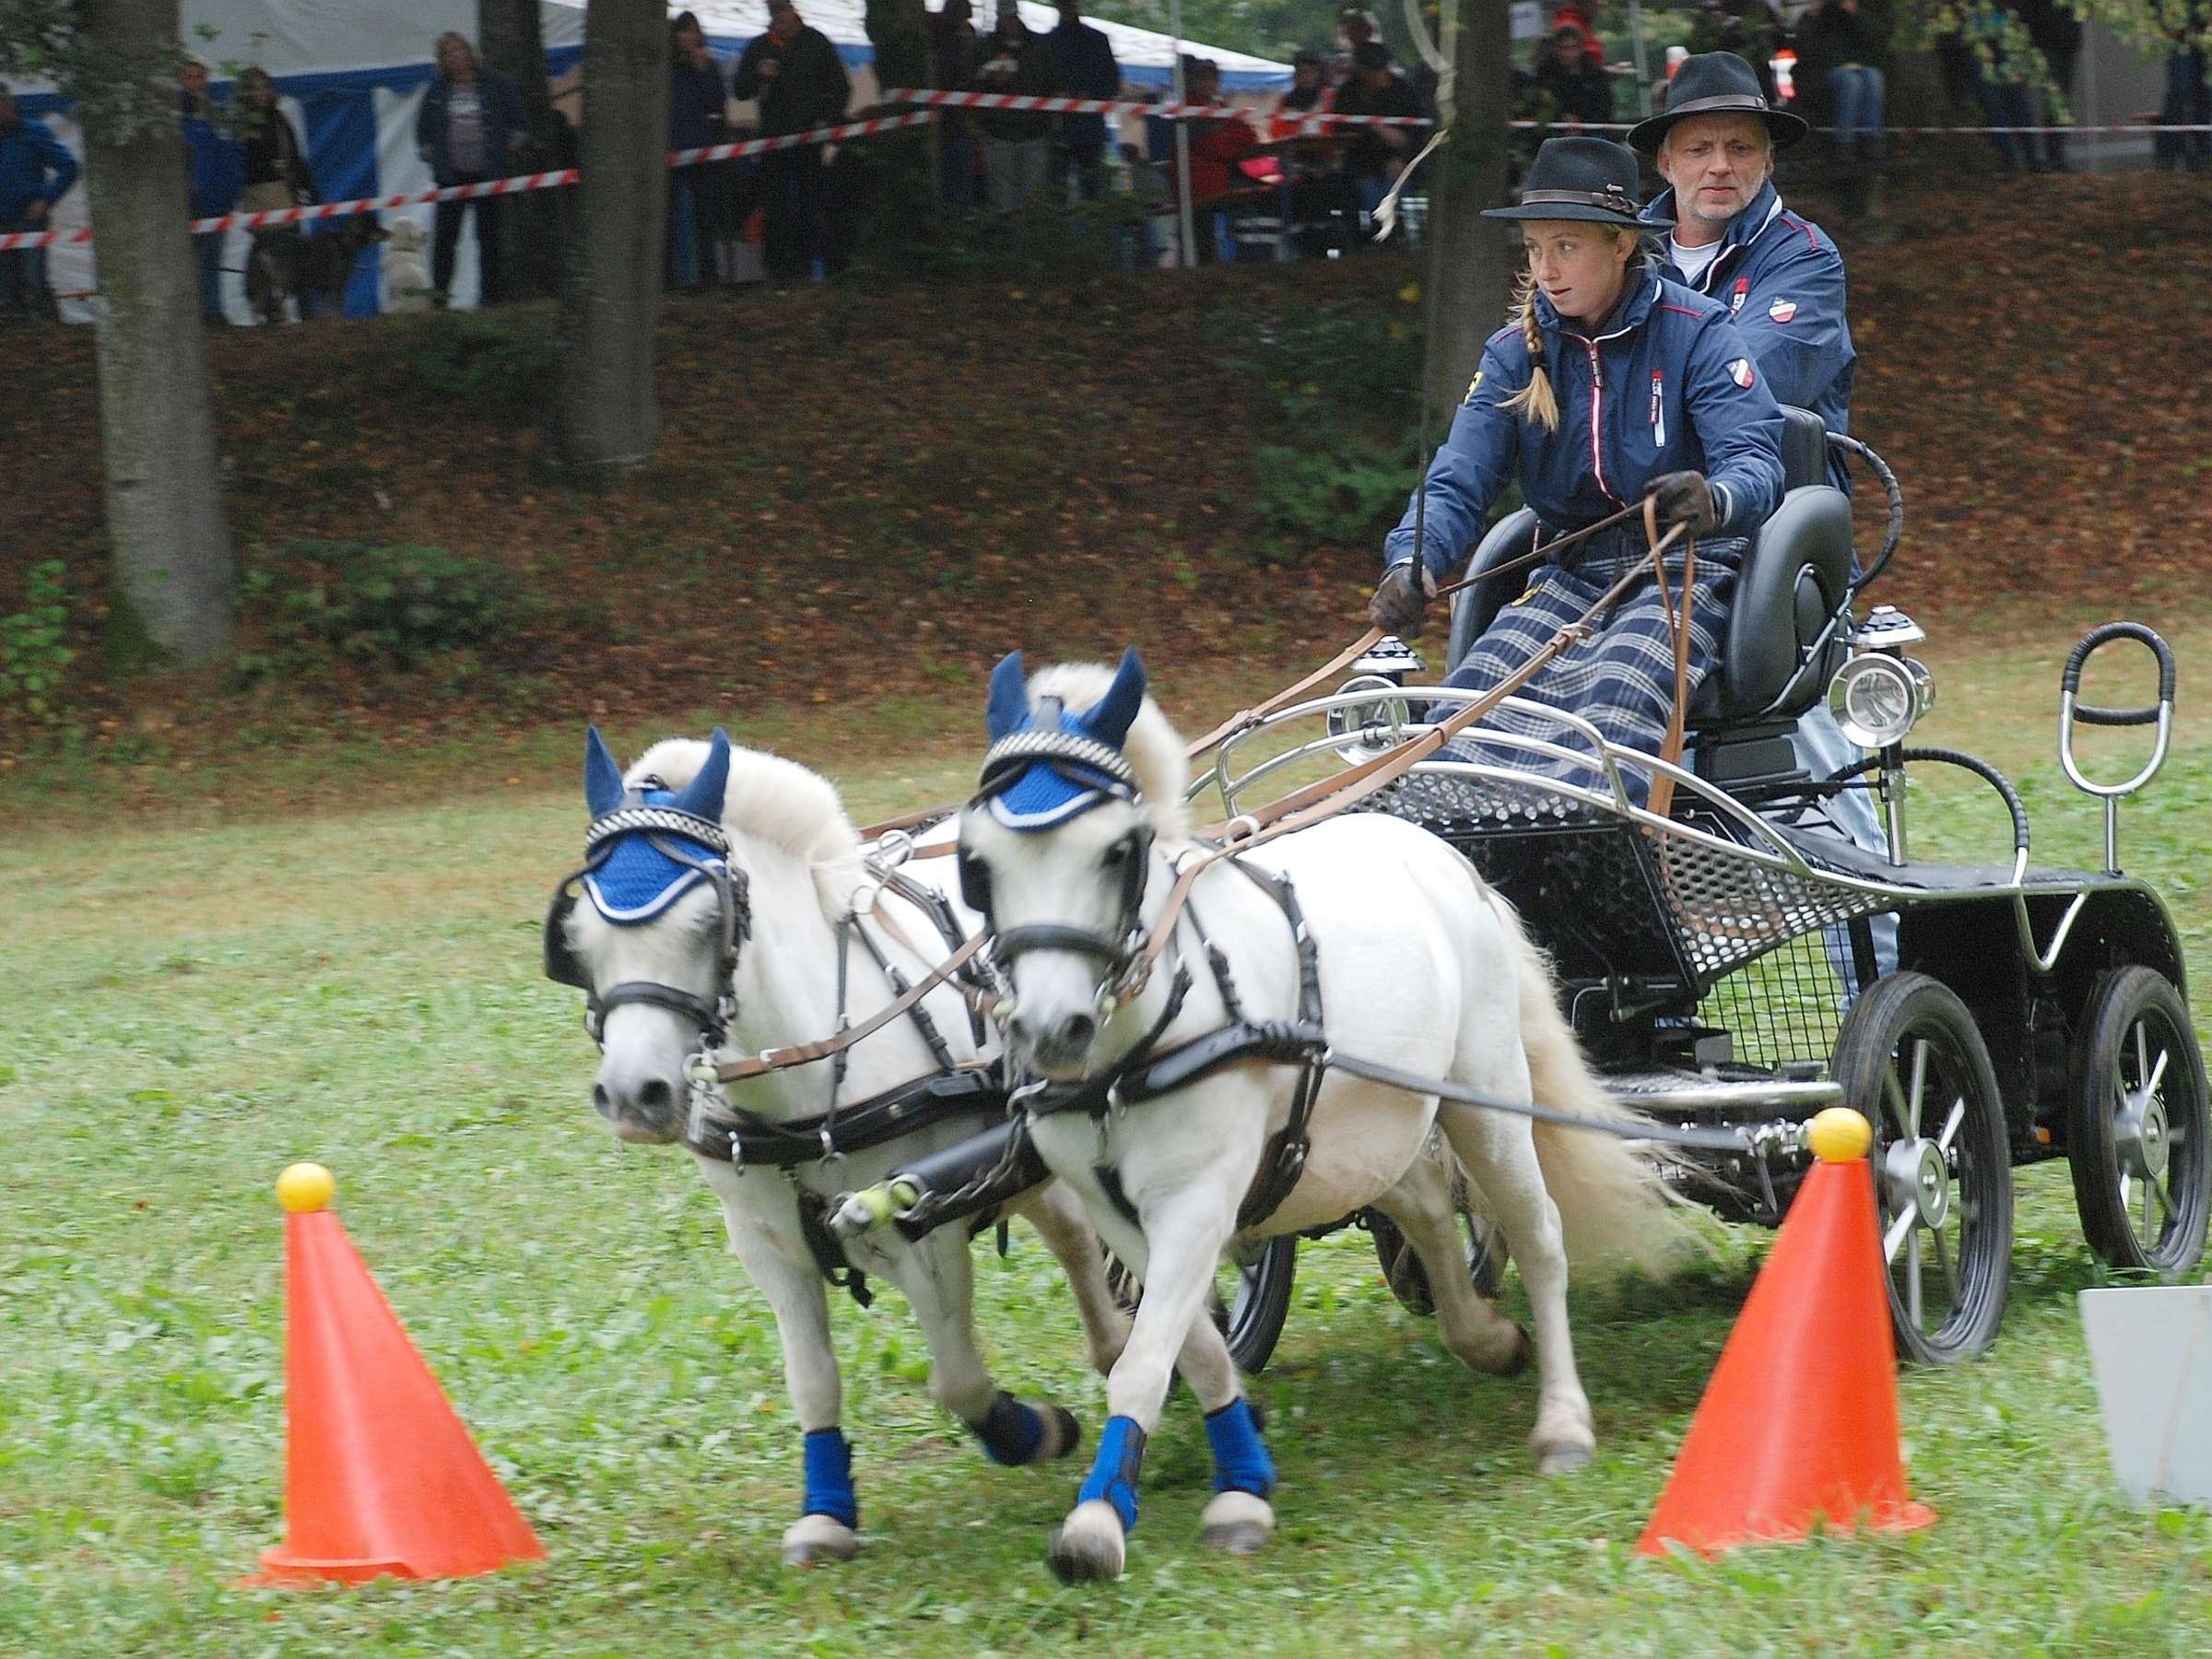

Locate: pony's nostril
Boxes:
[1059,1012,1098,1050]
[636,1077,675,1113]
[593,1083,613,1114]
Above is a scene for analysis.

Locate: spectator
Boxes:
[971,0,1059,215]
[929,0,982,208]
[1331,41,1419,212]
[1686,0,1782,101]
[1326,8,1382,90]
[1947,6,2039,177]
[236,67,326,323]
[734,0,851,280]
[417,32,527,306]
[1547,2,1604,61]
[2017,0,2081,169]
[182,58,244,324]
[1177,55,1259,261]
[0,87,75,324]
[2158,6,2210,171]
[1531,25,1615,127]
[668,11,731,290]
[1050,0,1121,202]
[1797,0,1887,161]
[1278,50,1329,114]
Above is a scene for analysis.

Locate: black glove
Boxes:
[1648,470,1719,536]
[1367,562,1435,638]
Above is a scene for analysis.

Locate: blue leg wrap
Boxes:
[1204,1397,1277,1498]
[801,1427,858,1529]
[971,1390,1045,1467]
[1077,1415,1147,1534]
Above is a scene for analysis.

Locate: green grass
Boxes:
[4,618,2211,1656]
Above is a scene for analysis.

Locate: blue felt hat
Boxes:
[579,725,733,922]
[976,649,1148,830]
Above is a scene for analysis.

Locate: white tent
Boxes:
[11,2,1288,319]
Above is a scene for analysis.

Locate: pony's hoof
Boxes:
[1536,1440,1594,1477]
[781,1512,859,1567]
[1037,1404,1083,1463]
[1045,1499,1126,1583]
[1198,1488,1275,1556]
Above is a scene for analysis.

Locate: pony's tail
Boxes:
[1489,890,1689,1279]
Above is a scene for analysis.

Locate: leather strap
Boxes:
[1642,494,1696,822]
[712,933,989,1083]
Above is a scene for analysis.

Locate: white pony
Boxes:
[555,726,1130,1566]
[956,652,1680,1583]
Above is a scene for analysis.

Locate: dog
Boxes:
[380,218,431,315]
[244,213,389,324]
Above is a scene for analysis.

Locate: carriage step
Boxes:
[1604,1070,1844,1119]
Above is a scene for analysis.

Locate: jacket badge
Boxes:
[1727,358,1756,389]
[1464,369,1483,404]
[1768,298,1798,324]
[1730,276,1749,314]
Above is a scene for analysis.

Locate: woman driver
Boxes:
[1368,136,1785,794]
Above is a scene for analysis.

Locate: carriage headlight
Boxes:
[1829,653,1934,749]
[1328,674,1417,763]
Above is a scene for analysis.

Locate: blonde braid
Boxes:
[1498,272,1560,432]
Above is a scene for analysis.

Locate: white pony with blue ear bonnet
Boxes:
[959,649,1682,1583]
[552,724,1131,1567]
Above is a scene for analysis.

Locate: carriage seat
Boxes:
[1441,406,1854,778]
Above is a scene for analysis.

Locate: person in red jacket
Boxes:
[1179,57,1257,262]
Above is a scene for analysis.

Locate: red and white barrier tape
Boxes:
[0,111,939,253]
[877,87,1429,129]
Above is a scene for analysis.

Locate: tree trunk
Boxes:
[555,0,667,468]
[479,0,567,300]
[1418,0,1514,439]
[81,0,235,666]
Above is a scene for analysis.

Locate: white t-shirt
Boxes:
[1669,234,1723,290]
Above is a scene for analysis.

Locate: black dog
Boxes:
[245,214,390,324]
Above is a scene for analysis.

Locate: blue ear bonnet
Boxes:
[975,649,1148,831]
[579,725,734,924]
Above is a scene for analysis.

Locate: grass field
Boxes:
[4,618,2209,1657]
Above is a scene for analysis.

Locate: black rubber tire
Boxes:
[2066,966,2212,1277]
[1366,1206,1507,1316]
[1830,971,2013,1365]
[1102,1235,1300,1376]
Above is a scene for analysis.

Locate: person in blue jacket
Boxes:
[182,59,245,324]
[0,87,78,323]
[1631,53,1856,489]
[1367,135,1783,798]
[417,32,529,306]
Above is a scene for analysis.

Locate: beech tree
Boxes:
[1417,0,1513,438]
[2,0,235,666]
[555,0,667,468]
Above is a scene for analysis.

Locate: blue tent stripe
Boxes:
[300,87,383,318]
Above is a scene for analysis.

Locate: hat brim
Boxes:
[1627,100,1808,153]
[1483,201,1668,229]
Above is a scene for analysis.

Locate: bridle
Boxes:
[542,793,751,1051]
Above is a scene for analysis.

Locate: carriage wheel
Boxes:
[2066,967,2212,1277]
[1367,1206,1507,1316]
[1102,1235,1298,1376]
[1831,972,2013,1365]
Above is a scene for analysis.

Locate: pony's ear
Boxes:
[1079,647,1148,750]
[584,725,626,818]
[985,651,1031,742]
[673,727,732,821]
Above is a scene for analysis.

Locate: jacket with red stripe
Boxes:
[1385,273,1783,580]
[1643,181,1855,482]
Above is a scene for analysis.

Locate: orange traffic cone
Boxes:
[242,1163,546,1587]
[1636,1110,1936,1556]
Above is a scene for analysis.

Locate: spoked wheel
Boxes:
[2066,966,2212,1276]
[1831,972,2013,1364]
[1366,1206,1507,1315]
[1102,1235,1298,1375]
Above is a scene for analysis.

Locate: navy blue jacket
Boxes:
[1049,20,1120,148]
[1644,181,1855,483]
[182,96,244,220]
[1386,274,1785,580]
[0,114,78,224]
[416,70,528,184]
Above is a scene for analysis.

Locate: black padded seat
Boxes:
[1443,405,1853,737]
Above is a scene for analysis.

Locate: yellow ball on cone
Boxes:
[276,1162,337,1213]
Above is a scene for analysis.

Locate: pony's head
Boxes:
[958,649,1184,1079]
[545,725,745,1143]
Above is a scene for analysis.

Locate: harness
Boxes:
[543,797,1011,1307]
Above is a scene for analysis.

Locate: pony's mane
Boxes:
[1028,662,1191,841]
[627,737,867,910]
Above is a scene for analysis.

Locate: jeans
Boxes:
[0,215,53,318]
[1826,65,1886,152]
[940,130,979,210]
[982,135,1050,215]
[1973,77,2035,172]
[194,229,227,321]
[1053,135,1108,203]
[432,182,506,305]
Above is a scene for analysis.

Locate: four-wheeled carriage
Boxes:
[1193,413,2208,1366]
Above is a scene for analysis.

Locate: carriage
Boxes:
[1180,408,2208,1367]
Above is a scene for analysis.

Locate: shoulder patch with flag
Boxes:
[1464,369,1484,403]
[1768,298,1797,324]
[1727,358,1756,389]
